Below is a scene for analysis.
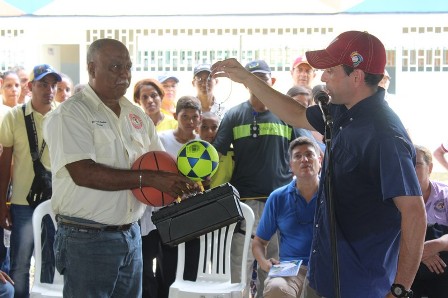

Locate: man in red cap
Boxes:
[290,55,316,89]
[211,31,426,298]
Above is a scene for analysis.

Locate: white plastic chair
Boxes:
[30,200,63,298]
[169,202,255,298]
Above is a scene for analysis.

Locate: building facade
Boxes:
[1,1,448,157]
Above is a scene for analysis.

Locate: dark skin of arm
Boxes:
[66,159,199,199]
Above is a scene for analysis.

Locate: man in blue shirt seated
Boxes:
[252,136,321,298]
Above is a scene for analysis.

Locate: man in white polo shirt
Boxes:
[43,38,199,297]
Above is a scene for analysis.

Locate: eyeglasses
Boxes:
[194,76,211,83]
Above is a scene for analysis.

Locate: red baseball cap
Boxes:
[305,31,386,75]
[292,55,312,69]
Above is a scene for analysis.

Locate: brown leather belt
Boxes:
[56,215,133,232]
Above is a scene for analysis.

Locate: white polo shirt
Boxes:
[43,85,163,225]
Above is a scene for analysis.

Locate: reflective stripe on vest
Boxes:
[233,123,292,140]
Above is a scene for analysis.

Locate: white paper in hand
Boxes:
[268,259,302,277]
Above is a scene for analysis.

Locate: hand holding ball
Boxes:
[131,151,178,207]
[177,140,219,181]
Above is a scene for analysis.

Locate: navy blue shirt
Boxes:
[306,89,421,298]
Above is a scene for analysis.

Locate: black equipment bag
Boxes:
[151,183,244,246]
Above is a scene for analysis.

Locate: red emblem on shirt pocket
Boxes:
[129,113,143,130]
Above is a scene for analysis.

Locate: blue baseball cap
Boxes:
[29,64,62,82]
[245,60,271,74]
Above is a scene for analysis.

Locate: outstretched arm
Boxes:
[65,159,200,199]
[211,58,314,130]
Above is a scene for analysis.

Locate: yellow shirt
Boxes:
[0,104,11,126]
[210,149,234,189]
[0,101,53,205]
[156,114,178,132]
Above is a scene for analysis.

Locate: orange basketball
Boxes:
[131,151,178,207]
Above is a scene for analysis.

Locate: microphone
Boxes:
[312,85,332,128]
[312,85,330,106]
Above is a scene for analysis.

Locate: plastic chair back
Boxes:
[30,200,63,298]
[169,202,255,298]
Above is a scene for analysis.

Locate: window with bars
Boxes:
[85,27,334,73]
[401,26,448,72]
[401,48,448,72]
[0,30,26,72]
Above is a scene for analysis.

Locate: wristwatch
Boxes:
[391,283,413,297]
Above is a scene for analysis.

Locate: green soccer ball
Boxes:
[177,140,219,181]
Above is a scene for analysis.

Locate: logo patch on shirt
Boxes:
[350,51,363,68]
[129,113,143,130]
[434,199,446,213]
[92,120,107,127]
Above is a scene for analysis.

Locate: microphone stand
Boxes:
[318,102,341,298]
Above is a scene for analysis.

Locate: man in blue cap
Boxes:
[0,64,61,297]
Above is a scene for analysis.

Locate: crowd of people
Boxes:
[0,31,447,298]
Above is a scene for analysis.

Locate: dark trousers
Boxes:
[142,230,161,298]
[412,262,448,298]
[156,238,199,298]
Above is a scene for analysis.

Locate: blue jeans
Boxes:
[0,281,14,298]
[55,222,142,298]
[10,204,55,298]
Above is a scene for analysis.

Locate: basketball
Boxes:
[177,140,219,181]
[131,151,178,207]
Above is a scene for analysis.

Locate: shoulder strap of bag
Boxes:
[22,104,45,161]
